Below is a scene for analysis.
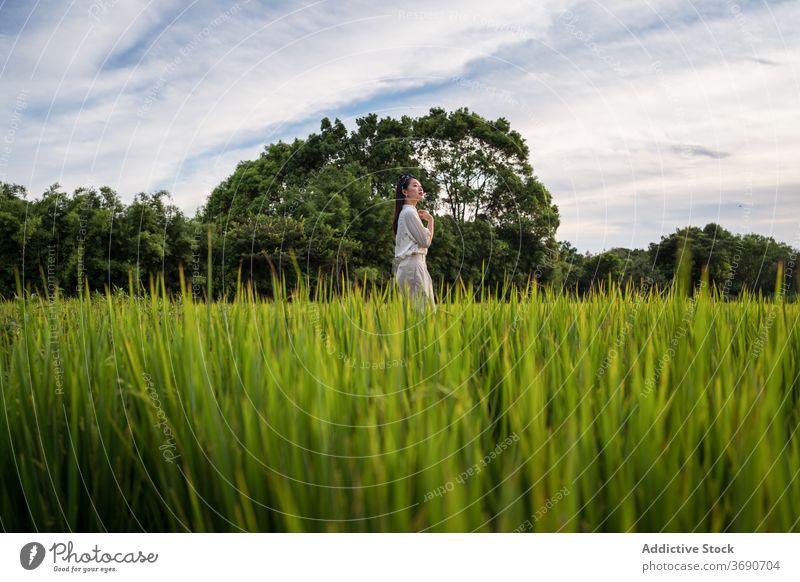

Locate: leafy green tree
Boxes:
[645,224,796,298]
[348,113,417,199]
[579,251,624,293]
[549,241,584,292]
[8,106,800,302]
[730,233,796,297]
[0,182,29,296]
[120,190,195,293]
[200,108,561,295]
[413,107,558,226]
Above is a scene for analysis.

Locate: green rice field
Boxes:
[1,274,798,532]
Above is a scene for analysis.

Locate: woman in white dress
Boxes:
[392,174,436,312]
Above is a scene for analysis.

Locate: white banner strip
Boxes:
[2,533,798,580]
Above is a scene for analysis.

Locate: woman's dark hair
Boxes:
[392,173,416,236]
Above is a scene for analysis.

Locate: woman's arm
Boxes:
[404,208,432,248]
[418,210,434,242]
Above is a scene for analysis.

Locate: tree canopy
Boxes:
[0,108,797,300]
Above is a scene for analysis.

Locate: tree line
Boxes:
[1,107,796,300]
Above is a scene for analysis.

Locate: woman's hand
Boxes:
[418,209,434,242]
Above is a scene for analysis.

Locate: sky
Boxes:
[1,0,798,253]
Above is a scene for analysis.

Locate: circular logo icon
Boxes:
[20,542,46,570]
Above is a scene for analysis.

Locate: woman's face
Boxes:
[404,178,425,203]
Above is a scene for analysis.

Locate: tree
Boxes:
[579,251,624,293]
[0,182,28,296]
[550,241,584,292]
[120,190,194,293]
[413,107,552,225]
[198,108,562,294]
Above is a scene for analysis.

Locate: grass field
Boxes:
[1,272,799,532]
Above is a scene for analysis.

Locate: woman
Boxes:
[392,173,436,312]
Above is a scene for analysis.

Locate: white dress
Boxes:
[393,204,436,311]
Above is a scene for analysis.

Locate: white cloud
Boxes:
[1,0,798,252]
[2,0,565,209]
[429,0,800,251]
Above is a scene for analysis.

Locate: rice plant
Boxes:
[1,271,798,532]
